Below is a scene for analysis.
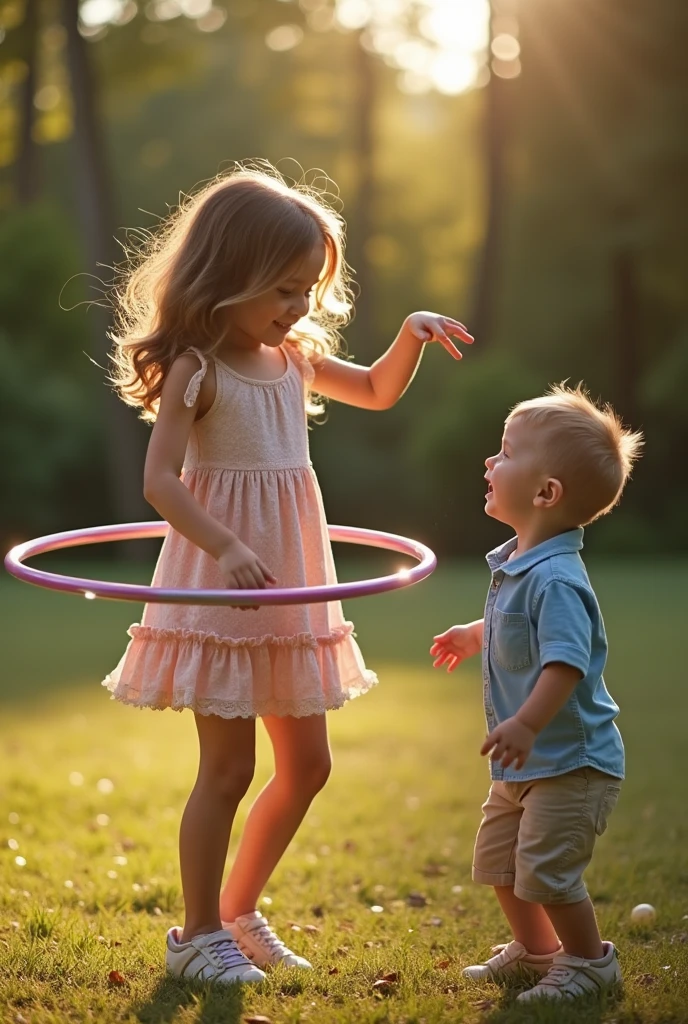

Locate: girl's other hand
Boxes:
[405,311,474,360]
[430,624,481,672]
[217,538,277,610]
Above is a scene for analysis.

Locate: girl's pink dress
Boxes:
[103,344,377,718]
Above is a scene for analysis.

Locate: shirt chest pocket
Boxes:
[491,609,531,672]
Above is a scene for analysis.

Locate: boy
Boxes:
[431,384,643,1002]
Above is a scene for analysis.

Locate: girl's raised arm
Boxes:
[310,311,473,411]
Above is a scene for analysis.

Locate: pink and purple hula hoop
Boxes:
[3,522,436,606]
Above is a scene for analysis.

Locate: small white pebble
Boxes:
[10,921,20,930]
[8,838,19,851]
[96,814,110,827]
[107,870,117,879]
[14,856,26,867]
[69,772,84,787]
[113,856,127,866]
[451,885,463,894]
[64,880,74,889]
[304,853,318,865]
[132,883,141,892]
[262,896,273,906]
[8,812,19,825]
[97,779,114,795]
[370,905,384,913]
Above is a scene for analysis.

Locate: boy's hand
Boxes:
[430,623,482,672]
[405,312,474,360]
[480,716,536,771]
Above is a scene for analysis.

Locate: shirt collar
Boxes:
[486,528,585,576]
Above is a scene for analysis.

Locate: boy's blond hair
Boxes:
[506,383,644,526]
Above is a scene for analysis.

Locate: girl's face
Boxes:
[223,239,327,349]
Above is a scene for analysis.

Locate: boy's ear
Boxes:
[533,477,564,509]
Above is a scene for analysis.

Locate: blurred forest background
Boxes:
[1,0,686,558]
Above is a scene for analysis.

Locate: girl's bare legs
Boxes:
[495,886,561,955]
[180,713,256,941]
[219,713,331,921]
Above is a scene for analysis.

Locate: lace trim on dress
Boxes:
[183,347,209,407]
[104,687,377,720]
[127,622,357,649]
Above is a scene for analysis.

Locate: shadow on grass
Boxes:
[481,986,616,1024]
[130,975,245,1024]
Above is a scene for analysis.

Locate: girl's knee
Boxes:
[200,758,255,803]
[287,751,332,795]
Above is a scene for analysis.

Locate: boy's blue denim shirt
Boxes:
[483,527,624,782]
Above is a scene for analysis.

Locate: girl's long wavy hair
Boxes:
[109,162,352,422]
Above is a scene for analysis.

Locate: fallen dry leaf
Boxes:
[303,924,320,934]
[378,971,399,983]
[406,892,428,908]
[244,1017,273,1024]
[637,973,656,986]
[328,966,339,975]
[342,840,358,853]
[107,970,126,986]
[435,958,452,969]
[429,917,443,927]
[336,945,350,956]
[372,979,393,995]
[311,905,324,917]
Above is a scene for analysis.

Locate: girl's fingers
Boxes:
[445,321,474,344]
[447,656,459,672]
[258,559,277,584]
[438,336,463,359]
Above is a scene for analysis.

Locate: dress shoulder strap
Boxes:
[284,341,316,387]
[182,347,209,408]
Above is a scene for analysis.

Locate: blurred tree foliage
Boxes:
[0,0,685,554]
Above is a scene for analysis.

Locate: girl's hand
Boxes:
[405,311,474,360]
[217,538,277,610]
[430,623,482,672]
[480,716,536,771]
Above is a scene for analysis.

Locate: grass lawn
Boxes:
[1,557,686,1023]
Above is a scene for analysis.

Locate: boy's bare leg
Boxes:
[495,886,561,954]
[543,896,604,960]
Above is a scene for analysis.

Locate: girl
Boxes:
[104,163,473,985]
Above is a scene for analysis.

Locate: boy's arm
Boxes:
[482,580,593,769]
[481,663,582,770]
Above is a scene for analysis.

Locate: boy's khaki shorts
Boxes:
[472,767,621,904]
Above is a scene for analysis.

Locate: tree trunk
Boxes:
[62,0,152,553]
[470,0,509,347]
[15,0,40,203]
[349,31,376,356]
[611,245,640,426]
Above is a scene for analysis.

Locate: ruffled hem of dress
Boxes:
[125,622,357,649]
[102,621,378,719]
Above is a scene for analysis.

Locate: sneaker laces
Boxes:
[244,917,289,957]
[538,957,586,989]
[206,935,251,971]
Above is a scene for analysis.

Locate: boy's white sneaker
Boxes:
[516,941,622,1001]
[462,940,562,982]
[165,926,266,984]
[223,911,312,969]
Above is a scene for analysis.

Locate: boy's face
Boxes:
[484,417,549,529]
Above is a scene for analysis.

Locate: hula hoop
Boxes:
[3,522,436,606]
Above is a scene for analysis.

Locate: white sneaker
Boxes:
[165,926,266,984]
[516,941,622,1001]
[462,940,562,982]
[223,911,312,969]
